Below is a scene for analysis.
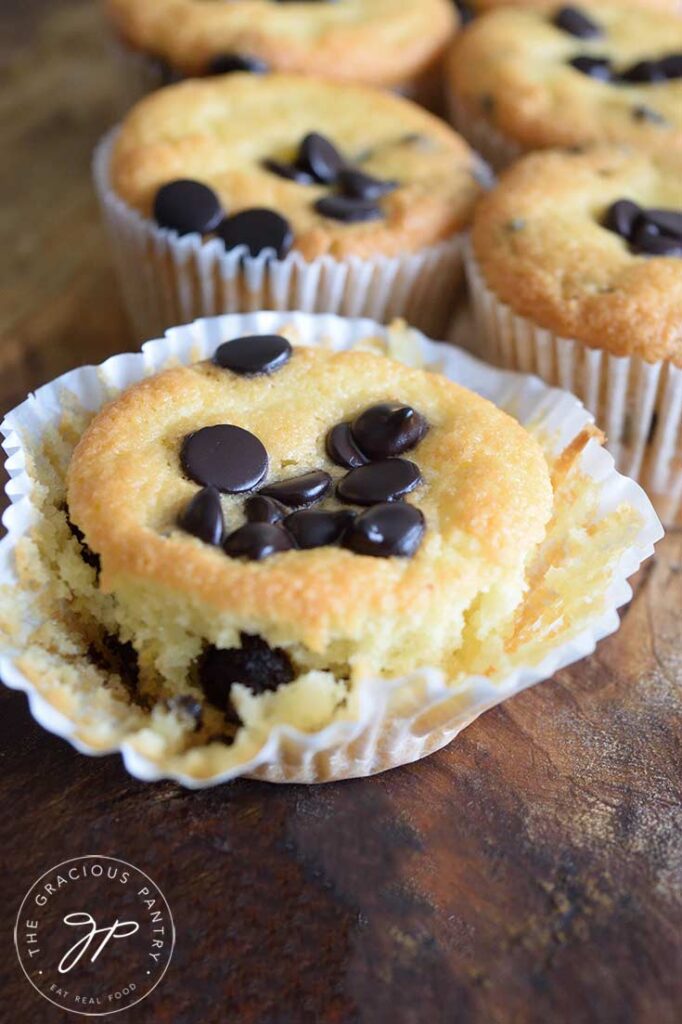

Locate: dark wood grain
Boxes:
[0,4,680,1022]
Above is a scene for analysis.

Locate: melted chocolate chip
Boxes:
[326,422,370,469]
[181,424,268,493]
[632,221,682,256]
[337,459,422,506]
[165,695,203,730]
[223,522,294,561]
[213,334,292,376]
[98,634,139,692]
[351,403,429,460]
[337,169,398,201]
[178,485,224,545]
[284,509,355,550]
[297,132,346,183]
[199,635,295,721]
[244,494,288,524]
[314,195,383,223]
[262,158,315,185]
[632,105,667,125]
[453,0,475,27]
[659,53,682,79]
[569,55,612,81]
[554,7,601,39]
[260,470,332,509]
[216,208,293,259]
[343,503,425,559]
[65,507,101,573]
[207,53,269,75]
[645,209,682,240]
[604,199,641,240]
[620,59,667,84]
[153,180,224,235]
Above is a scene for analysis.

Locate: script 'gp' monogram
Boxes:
[58,913,140,974]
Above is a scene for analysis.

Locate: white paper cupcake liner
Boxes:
[94,131,468,343]
[0,312,663,786]
[446,93,522,171]
[466,244,682,526]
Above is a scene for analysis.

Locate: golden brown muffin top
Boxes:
[471,146,682,364]
[106,0,457,83]
[111,73,484,260]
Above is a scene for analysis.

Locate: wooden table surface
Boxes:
[0,4,680,1022]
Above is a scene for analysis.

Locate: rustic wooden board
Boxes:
[0,4,680,1021]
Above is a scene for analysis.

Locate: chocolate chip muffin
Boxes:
[63,333,552,768]
[106,0,457,102]
[447,3,682,167]
[96,73,485,339]
[467,145,682,522]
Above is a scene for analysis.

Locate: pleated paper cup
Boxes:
[446,93,522,171]
[466,244,682,526]
[0,312,663,786]
[93,131,468,343]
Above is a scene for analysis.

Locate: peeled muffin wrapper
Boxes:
[0,313,662,786]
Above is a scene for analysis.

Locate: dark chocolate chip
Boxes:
[343,503,425,559]
[326,422,370,469]
[603,199,641,240]
[297,132,346,184]
[659,53,682,79]
[178,485,224,545]
[453,0,475,27]
[337,459,422,506]
[181,424,268,493]
[620,60,667,84]
[164,695,203,730]
[351,403,429,460]
[260,470,332,509]
[314,195,383,223]
[65,507,101,573]
[223,522,295,561]
[643,209,682,240]
[207,53,269,75]
[632,104,667,125]
[216,208,293,259]
[569,55,612,81]
[337,168,398,201]
[261,158,315,185]
[554,7,601,39]
[244,494,289,524]
[153,179,224,236]
[213,334,292,376]
[631,222,682,256]
[99,634,139,692]
[284,509,356,550]
[199,634,295,721]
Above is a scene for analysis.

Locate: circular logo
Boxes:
[14,856,175,1016]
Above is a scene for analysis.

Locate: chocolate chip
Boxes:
[631,222,682,257]
[199,635,295,721]
[261,158,315,185]
[453,0,475,26]
[284,509,356,550]
[260,470,332,509]
[569,56,612,81]
[620,60,667,84]
[164,695,203,730]
[337,459,422,506]
[223,522,295,561]
[604,199,641,240]
[644,209,682,240]
[326,422,370,469]
[213,334,292,376]
[554,7,601,39]
[314,195,383,223]
[659,53,682,79]
[181,424,268,493]
[351,403,429,460]
[343,503,425,559]
[216,208,293,259]
[632,105,667,125]
[65,506,101,573]
[297,132,346,184]
[337,169,398,201]
[98,634,139,692]
[153,180,224,236]
[207,53,269,75]
[178,485,224,545]
[244,494,289,524]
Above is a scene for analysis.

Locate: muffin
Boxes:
[95,73,486,340]
[467,145,682,523]
[464,0,682,13]
[447,3,682,167]
[105,0,457,107]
